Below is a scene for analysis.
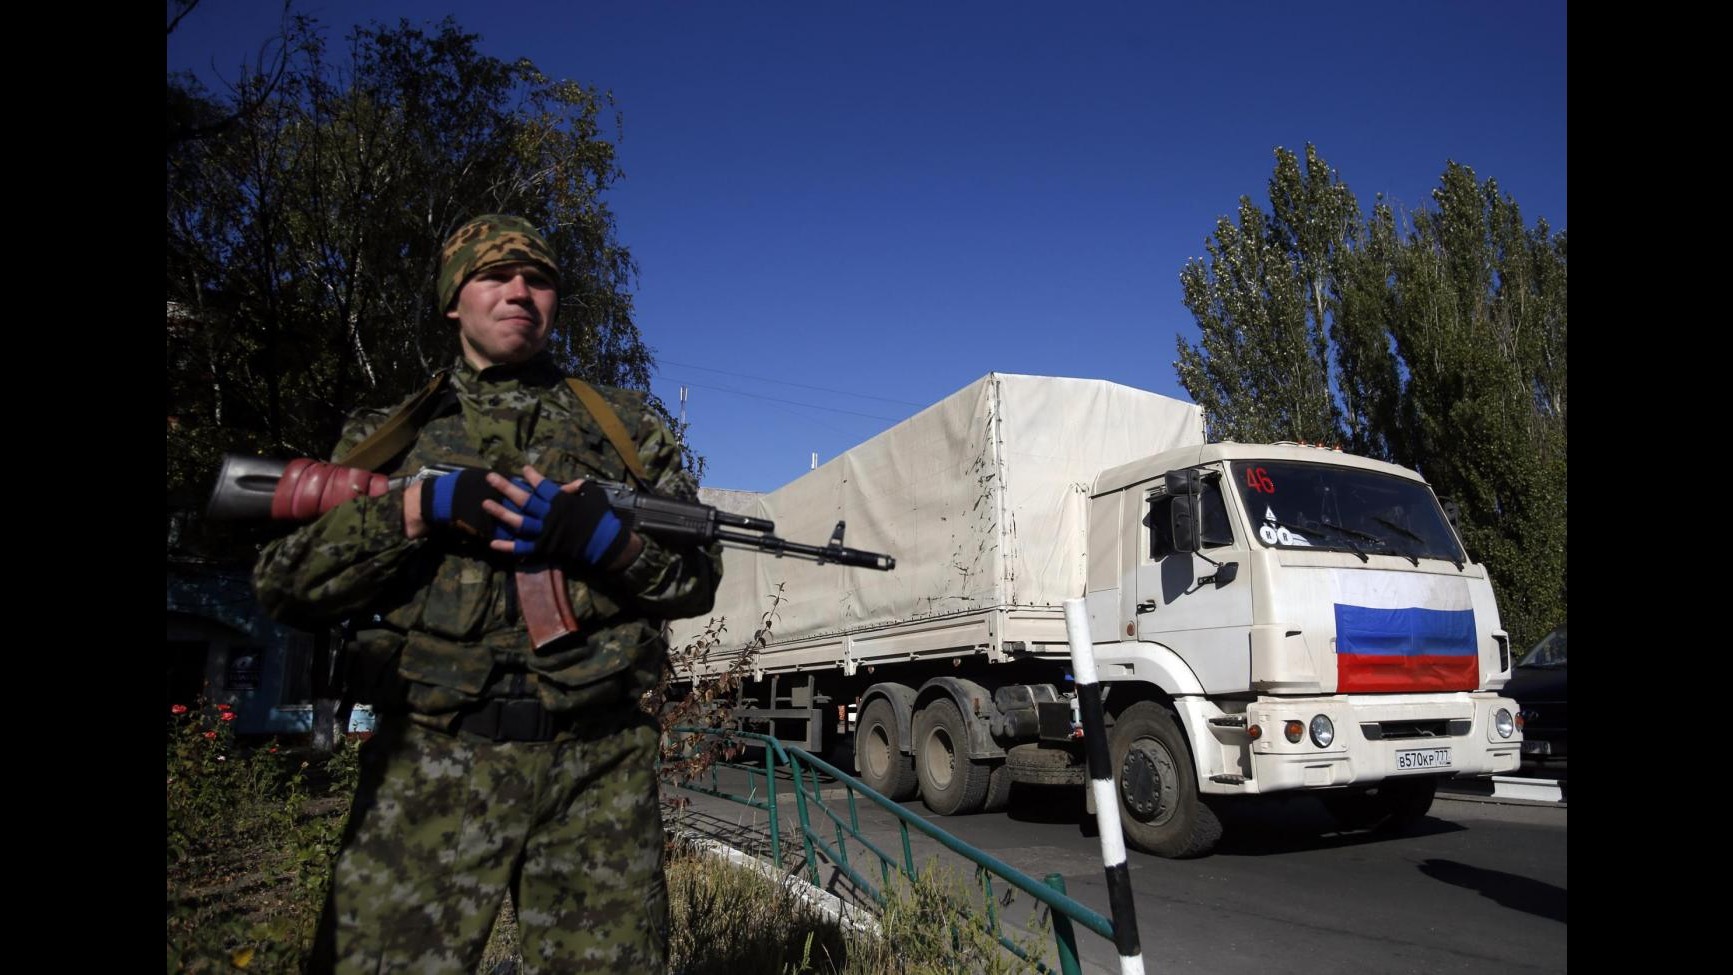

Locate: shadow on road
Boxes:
[1419,858,1567,923]
[1002,785,1472,857]
[1207,794,1468,856]
[1003,784,1090,827]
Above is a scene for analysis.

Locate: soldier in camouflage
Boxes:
[253,213,722,974]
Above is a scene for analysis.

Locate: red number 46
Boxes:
[1244,467,1275,493]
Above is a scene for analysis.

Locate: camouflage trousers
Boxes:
[310,709,667,974]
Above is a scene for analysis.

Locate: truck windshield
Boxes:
[1230,461,1466,565]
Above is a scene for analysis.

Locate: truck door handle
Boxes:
[1136,601,1158,614]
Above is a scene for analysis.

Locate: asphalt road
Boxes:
[664,773,1566,974]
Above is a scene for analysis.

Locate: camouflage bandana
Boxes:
[437,214,561,311]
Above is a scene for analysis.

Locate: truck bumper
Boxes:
[1180,692,1522,796]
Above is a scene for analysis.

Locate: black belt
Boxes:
[452,698,576,742]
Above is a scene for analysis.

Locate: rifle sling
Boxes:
[330,371,650,491]
[333,370,452,470]
[565,378,651,489]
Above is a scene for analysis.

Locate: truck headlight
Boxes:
[1309,714,1334,748]
[1493,708,1515,739]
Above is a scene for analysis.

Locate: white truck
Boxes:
[670,373,1523,858]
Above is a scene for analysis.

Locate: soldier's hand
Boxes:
[486,471,567,554]
[420,468,513,541]
[486,465,642,570]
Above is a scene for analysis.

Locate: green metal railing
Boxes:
[665,727,1116,975]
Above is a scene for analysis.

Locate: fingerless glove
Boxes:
[420,469,505,539]
[536,481,633,568]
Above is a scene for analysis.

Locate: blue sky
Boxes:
[168,1,1567,494]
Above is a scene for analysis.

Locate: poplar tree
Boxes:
[1173,147,1566,648]
[1378,164,1567,649]
[1176,145,1358,444]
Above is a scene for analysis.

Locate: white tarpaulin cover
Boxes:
[671,373,1204,650]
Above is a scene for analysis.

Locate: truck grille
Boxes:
[1359,718,1471,741]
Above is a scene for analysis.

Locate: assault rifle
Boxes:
[207,453,895,650]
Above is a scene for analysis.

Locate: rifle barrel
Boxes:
[711,528,896,571]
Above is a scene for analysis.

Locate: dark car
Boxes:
[1503,624,1566,775]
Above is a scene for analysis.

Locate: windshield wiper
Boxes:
[1366,517,1421,565]
[1264,516,1368,562]
[1312,519,1375,563]
[1371,516,1464,570]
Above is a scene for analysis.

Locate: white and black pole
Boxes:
[1063,597,1144,975]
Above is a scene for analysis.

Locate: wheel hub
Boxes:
[1120,740,1175,821]
[924,728,956,789]
[864,727,891,779]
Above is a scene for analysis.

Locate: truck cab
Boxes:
[1081,442,1523,854]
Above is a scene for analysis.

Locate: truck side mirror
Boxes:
[1439,498,1462,531]
[1170,495,1200,554]
[1165,469,1202,497]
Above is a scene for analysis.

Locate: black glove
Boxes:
[536,481,634,568]
[420,469,506,540]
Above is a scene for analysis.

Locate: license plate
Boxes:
[1395,747,1451,770]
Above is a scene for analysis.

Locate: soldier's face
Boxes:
[448,262,558,370]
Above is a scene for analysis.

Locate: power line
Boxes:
[667,380,905,422]
[655,359,925,407]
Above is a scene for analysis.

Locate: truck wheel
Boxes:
[1109,701,1221,858]
[914,698,992,815]
[856,698,918,800]
[1005,743,1088,786]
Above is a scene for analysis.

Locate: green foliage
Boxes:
[1377,164,1568,650]
[167,12,697,542]
[1177,146,1358,444]
[165,701,362,973]
[1175,145,1566,648]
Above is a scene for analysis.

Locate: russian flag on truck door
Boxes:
[1333,604,1479,692]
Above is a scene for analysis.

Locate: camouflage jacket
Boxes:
[252,354,722,725]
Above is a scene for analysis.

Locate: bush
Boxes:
[165,701,358,973]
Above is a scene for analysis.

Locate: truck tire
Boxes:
[1109,701,1221,858]
[856,698,918,800]
[914,698,992,815]
[981,761,1013,813]
[1005,742,1088,786]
